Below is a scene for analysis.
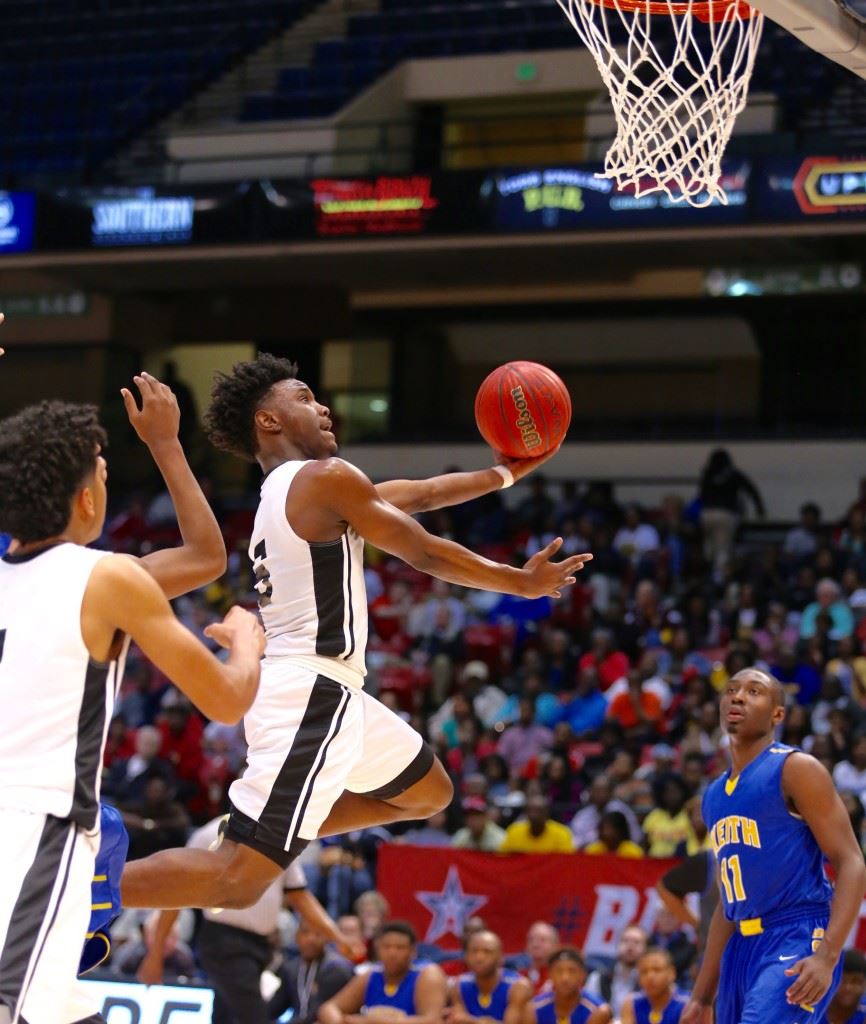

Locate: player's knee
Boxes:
[411,759,454,817]
[214,854,276,909]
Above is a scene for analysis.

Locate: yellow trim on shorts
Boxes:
[738,917,764,936]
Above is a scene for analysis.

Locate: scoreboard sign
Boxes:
[81,980,214,1023]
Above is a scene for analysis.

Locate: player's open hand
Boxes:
[121,371,181,448]
[494,443,562,484]
[520,537,592,598]
[204,605,266,659]
[785,949,836,1009]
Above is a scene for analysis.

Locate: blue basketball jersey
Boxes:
[633,989,689,1024]
[702,743,832,924]
[533,993,597,1024]
[459,970,522,1021]
[365,967,421,1014]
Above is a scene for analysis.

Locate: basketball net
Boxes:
[554,0,764,206]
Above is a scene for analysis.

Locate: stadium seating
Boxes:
[0,0,313,179]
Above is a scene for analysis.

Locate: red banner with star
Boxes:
[377,847,675,956]
[378,847,866,956]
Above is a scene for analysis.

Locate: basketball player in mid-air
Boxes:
[682,667,866,1024]
[121,352,591,912]
[0,378,265,1024]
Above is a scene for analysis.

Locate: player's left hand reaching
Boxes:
[784,948,837,1009]
[121,371,181,448]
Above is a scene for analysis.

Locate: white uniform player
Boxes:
[0,544,127,1024]
[227,460,430,867]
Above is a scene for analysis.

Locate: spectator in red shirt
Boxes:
[578,629,630,692]
[157,690,204,809]
[607,670,665,742]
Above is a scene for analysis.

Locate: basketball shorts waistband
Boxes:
[734,901,830,936]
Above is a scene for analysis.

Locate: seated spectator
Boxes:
[479,754,512,801]
[619,947,688,1024]
[539,754,583,823]
[500,796,575,854]
[429,661,509,742]
[110,910,196,982]
[800,578,855,642]
[726,582,762,642]
[103,714,135,770]
[556,668,607,738]
[811,674,854,736]
[614,505,660,567]
[827,635,866,702]
[498,698,554,776]
[784,502,823,564]
[507,922,560,995]
[679,752,708,797]
[833,733,866,807]
[820,949,866,1024]
[771,643,822,706]
[585,925,647,1018]
[578,630,631,693]
[410,579,467,658]
[524,948,609,1024]
[453,796,507,851]
[752,602,799,659]
[356,891,391,949]
[268,919,355,1024]
[570,774,643,849]
[606,653,672,714]
[642,775,691,857]
[647,911,697,985]
[319,922,447,1024]
[120,772,191,861]
[156,690,204,807]
[103,724,175,804]
[542,628,579,692]
[583,811,644,858]
[402,809,451,847]
[607,670,665,742]
[449,930,532,1024]
[369,580,413,642]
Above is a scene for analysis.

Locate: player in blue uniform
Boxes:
[522,949,610,1024]
[620,947,688,1024]
[683,668,866,1024]
[819,950,866,1024]
[319,921,447,1024]
[78,803,129,976]
[450,930,532,1024]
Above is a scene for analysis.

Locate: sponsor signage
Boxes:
[0,291,89,316]
[705,263,862,296]
[81,980,213,1023]
[0,192,35,253]
[484,162,751,230]
[311,176,440,236]
[759,155,866,220]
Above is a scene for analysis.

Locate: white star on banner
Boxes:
[416,865,489,943]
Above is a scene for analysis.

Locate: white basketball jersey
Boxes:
[0,543,127,830]
[250,460,368,686]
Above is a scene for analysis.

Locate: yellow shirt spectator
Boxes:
[499,798,575,853]
[584,839,644,857]
[642,808,691,857]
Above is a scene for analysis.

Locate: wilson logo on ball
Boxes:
[510,385,542,451]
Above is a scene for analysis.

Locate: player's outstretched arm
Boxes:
[312,459,590,597]
[83,554,263,723]
[121,372,226,599]
[680,898,734,1024]
[781,753,866,1008]
[376,446,561,516]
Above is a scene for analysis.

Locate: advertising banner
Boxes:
[80,980,214,1023]
[758,155,866,220]
[0,192,36,254]
[377,847,676,957]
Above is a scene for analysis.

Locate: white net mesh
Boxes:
[554,0,765,206]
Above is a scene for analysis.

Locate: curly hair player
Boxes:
[682,668,866,1024]
[0,384,264,1024]
[121,353,591,912]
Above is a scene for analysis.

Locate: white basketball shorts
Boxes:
[0,808,100,1024]
[227,659,432,867]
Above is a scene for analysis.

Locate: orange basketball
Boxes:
[474,361,571,458]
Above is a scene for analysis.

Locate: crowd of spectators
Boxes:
[94,451,866,986]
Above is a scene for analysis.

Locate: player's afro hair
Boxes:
[0,401,106,544]
[205,352,298,461]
